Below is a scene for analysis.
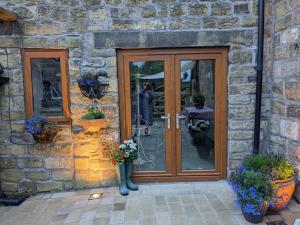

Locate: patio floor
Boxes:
[0,181,299,225]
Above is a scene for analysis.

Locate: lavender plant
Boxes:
[25,115,44,135]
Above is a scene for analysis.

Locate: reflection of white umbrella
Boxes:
[135,61,195,80]
[141,72,164,80]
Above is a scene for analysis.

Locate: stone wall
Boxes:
[0,0,259,195]
[264,0,300,186]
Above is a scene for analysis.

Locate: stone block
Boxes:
[0,157,16,168]
[211,2,232,16]
[229,84,256,94]
[75,170,101,188]
[229,50,253,64]
[145,31,198,47]
[275,0,288,19]
[280,120,300,141]
[285,82,300,100]
[170,3,186,17]
[109,19,135,30]
[89,8,109,20]
[229,119,254,130]
[70,7,87,22]
[169,18,201,30]
[1,181,18,192]
[241,16,257,27]
[228,95,251,105]
[45,157,74,169]
[272,100,286,116]
[229,131,253,140]
[217,17,239,29]
[0,144,25,155]
[25,170,50,181]
[287,105,300,118]
[52,170,74,181]
[74,158,89,170]
[234,3,249,14]
[94,31,140,48]
[11,132,36,145]
[36,181,63,192]
[188,3,208,16]
[203,17,217,28]
[281,28,298,44]
[17,157,43,168]
[142,5,156,18]
[20,181,36,193]
[228,105,255,119]
[228,141,251,153]
[0,169,23,182]
[136,19,165,30]
[275,15,292,32]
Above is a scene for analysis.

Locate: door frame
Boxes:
[117,48,228,182]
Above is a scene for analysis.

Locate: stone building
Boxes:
[0,0,299,196]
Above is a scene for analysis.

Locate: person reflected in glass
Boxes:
[139,82,154,135]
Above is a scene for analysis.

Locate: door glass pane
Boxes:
[130,61,166,171]
[31,58,63,117]
[180,60,215,170]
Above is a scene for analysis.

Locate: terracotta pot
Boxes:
[269,177,295,211]
[80,118,106,132]
[242,201,269,224]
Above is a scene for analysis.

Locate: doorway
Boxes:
[118,48,228,182]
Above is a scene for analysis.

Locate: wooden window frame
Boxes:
[22,48,71,124]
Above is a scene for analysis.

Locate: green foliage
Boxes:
[230,170,275,214]
[271,158,295,180]
[130,61,164,75]
[244,154,295,181]
[193,93,205,104]
[81,106,105,120]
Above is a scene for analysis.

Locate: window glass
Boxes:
[30,58,63,117]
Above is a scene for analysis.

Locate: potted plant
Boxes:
[244,154,295,211]
[25,115,61,144]
[111,139,138,196]
[193,93,205,109]
[230,170,275,224]
[80,106,106,132]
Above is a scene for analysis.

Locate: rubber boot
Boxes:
[125,159,138,191]
[118,163,128,196]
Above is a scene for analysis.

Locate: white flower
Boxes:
[119,144,126,149]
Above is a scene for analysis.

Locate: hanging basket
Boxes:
[77,72,109,99]
[33,127,62,144]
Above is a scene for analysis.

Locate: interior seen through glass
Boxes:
[129,60,215,172]
[181,60,215,170]
[31,58,63,117]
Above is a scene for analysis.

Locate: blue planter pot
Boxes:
[242,202,268,224]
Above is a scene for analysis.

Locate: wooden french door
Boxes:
[118,48,228,182]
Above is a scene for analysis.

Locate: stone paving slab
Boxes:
[0,181,299,225]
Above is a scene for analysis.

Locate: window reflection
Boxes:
[181,60,215,170]
[31,58,63,117]
[130,61,166,171]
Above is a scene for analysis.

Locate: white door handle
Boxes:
[176,113,186,129]
[161,113,171,129]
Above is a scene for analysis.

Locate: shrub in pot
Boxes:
[244,154,295,211]
[25,115,61,144]
[193,94,205,109]
[230,170,275,224]
[80,106,106,132]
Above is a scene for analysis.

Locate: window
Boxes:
[23,49,70,123]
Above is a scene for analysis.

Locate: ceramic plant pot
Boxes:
[269,177,295,211]
[80,118,106,132]
[242,201,269,224]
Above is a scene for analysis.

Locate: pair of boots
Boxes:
[118,159,138,196]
